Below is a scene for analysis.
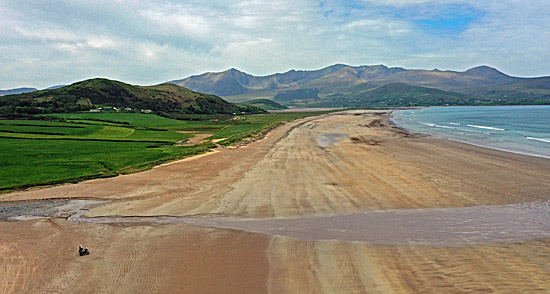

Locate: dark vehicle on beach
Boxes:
[79,245,89,256]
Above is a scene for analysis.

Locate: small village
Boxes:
[89,106,152,113]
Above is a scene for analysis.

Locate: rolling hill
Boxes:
[460,76,550,104]
[0,78,265,117]
[282,83,474,108]
[241,99,287,110]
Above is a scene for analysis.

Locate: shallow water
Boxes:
[392,106,550,158]
[207,202,550,246]
[317,133,348,147]
[3,200,549,246]
[0,199,70,221]
[0,199,107,221]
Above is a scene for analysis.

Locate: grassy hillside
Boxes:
[377,66,515,91]
[241,99,287,110]
[459,77,550,104]
[0,78,265,118]
[274,89,320,101]
[346,83,472,107]
[275,83,474,107]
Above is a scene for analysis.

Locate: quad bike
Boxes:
[79,245,90,256]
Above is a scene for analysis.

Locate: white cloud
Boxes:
[345,19,412,36]
[86,36,122,50]
[138,5,212,40]
[14,27,78,42]
[376,0,468,5]
[0,0,549,88]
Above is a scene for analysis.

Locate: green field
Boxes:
[0,112,325,191]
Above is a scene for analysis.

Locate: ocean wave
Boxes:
[419,122,435,127]
[467,124,505,131]
[419,122,495,135]
[419,122,456,129]
[526,137,550,144]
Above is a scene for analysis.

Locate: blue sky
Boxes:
[1,0,549,89]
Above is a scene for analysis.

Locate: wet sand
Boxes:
[10,199,545,246]
[0,220,269,294]
[1,110,550,293]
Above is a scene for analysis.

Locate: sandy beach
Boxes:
[1,110,549,293]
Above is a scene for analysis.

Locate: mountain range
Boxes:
[0,85,68,96]
[3,64,550,112]
[0,87,39,96]
[170,64,550,107]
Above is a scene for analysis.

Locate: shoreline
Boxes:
[391,117,550,160]
[389,106,550,161]
[4,110,550,205]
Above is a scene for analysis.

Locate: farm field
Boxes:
[0,111,325,191]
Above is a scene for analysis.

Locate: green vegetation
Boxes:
[274,83,472,108]
[461,77,550,105]
[272,82,550,108]
[274,89,320,102]
[323,83,472,107]
[0,78,265,117]
[241,99,287,110]
[223,91,279,103]
[0,111,325,191]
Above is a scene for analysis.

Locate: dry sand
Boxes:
[1,110,549,293]
[175,132,213,145]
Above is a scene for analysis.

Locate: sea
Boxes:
[391,105,550,159]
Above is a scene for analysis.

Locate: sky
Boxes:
[1,0,550,89]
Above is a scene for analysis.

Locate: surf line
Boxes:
[467,124,505,131]
[418,122,455,129]
[526,137,550,144]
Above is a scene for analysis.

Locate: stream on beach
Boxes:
[1,199,549,246]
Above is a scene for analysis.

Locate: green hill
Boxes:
[346,83,472,107]
[0,78,265,117]
[241,99,287,110]
[459,77,550,104]
[280,83,475,108]
[274,89,320,102]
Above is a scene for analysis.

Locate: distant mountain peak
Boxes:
[468,65,496,70]
[323,63,349,70]
[465,65,509,78]
[370,64,388,69]
[226,68,243,73]
[220,68,251,80]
